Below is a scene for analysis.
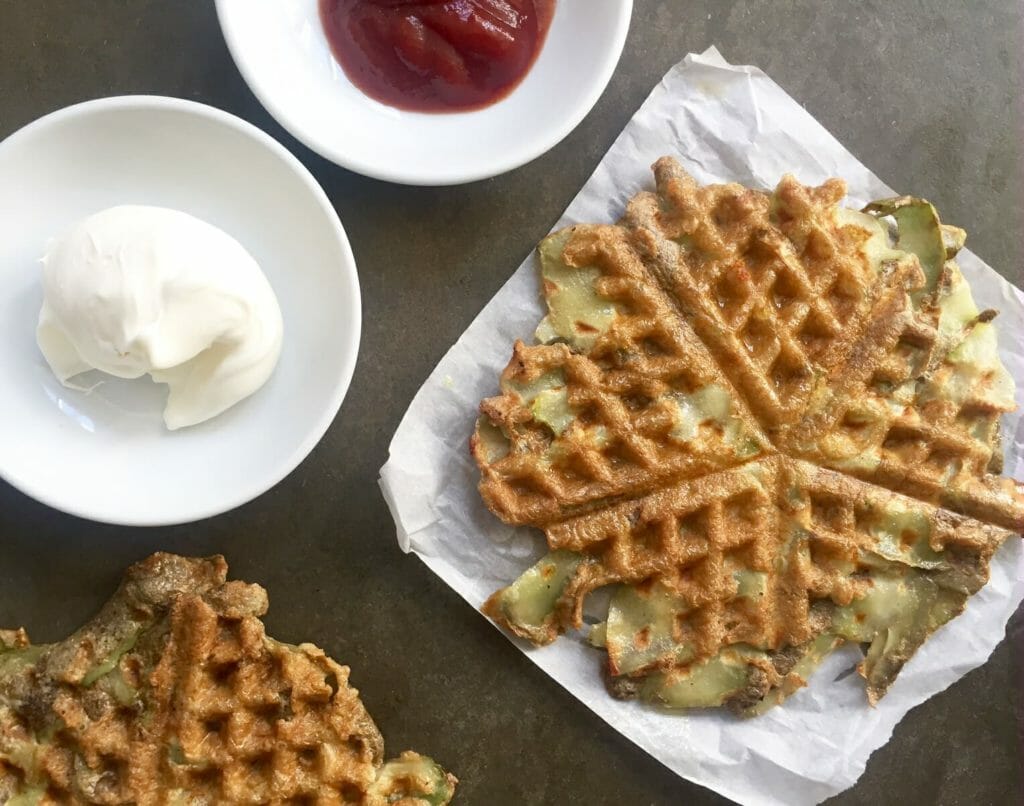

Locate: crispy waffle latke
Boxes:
[0,554,456,804]
[473,158,1023,714]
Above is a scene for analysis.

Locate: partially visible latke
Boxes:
[0,553,456,805]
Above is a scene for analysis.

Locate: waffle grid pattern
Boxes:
[144,596,379,804]
[623,159,888,432]
[474,224,767,527]
[781,256,1019,527]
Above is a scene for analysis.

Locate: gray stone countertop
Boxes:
[1,1,1021,803]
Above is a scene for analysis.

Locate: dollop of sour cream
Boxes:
[37,206,283,430]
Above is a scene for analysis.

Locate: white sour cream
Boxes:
[37,206,283,430]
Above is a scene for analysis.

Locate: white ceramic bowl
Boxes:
[216,0,632,185]
[0,97,361,526]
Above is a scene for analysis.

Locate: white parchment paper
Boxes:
[379,48,1024,805]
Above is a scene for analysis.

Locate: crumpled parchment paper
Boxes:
[379,47,1024,806]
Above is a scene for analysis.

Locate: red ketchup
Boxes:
[319,0,556,113]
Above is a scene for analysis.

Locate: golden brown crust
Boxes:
[783,276,1023,530]
[473,339,764,527]
[623,160,886,437]
[473,223,769,527]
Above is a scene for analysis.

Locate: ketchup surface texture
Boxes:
[319,0,556,113]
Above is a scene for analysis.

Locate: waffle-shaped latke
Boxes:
[475,159,1022,713]
[0,554,456,804]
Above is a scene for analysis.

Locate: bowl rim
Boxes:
[0,95,362,527]
[215,0,634,186]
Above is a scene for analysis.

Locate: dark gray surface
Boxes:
[1,1,1021,804]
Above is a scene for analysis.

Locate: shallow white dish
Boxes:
[216,0,632,185]
[0,96,361,526]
